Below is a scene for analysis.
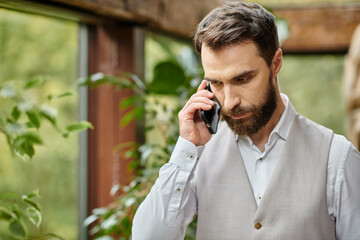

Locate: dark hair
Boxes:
[194,1,279,67]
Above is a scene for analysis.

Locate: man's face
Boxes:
[201,42,278,136]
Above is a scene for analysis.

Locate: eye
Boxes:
[234,76,251,84]
[210,81,222,87]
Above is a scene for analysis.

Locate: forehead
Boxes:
[201,42,267,80]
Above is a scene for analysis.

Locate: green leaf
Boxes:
[124,197,136,208]
[100,214,117,230]
[48,91,75,101]
[13,135,37,158]
[83,215,98,227]
[26,207,41,228]
[127,160,140,171]
[149,61,186,95]
[120,216,131,236]
[89,73,108,88]
[10,205,22,220]
[40,104,57,126]
[22,190,41,212]
[0,207,16,221]
[119,95,136,109]
[43,232,66,240]
[26,110,41,129]
[134,106,145,119]
[65,121,94,133]
[22,197,41,211]
[57,91,74,98]
[23,132,43,145]
[119,107,145,127]
[23,76,46,90]
[110,184,121,196]
[120,110,135,127]
[23,142,35,158]
[26,189,40,199]
[11,106,21,122]
[9,220,26,237]
[91,207,108,216]
[77,76,91,86]
[123,148,137,159]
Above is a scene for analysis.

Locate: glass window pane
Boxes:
[0,8,78,239]
[144,33,200,146]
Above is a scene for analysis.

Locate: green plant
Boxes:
[0,76,93,239]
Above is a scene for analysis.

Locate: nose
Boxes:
[223,85,241,110]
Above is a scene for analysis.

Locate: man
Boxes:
[132,2,360,239]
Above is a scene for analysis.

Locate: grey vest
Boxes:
[196,114,336,240]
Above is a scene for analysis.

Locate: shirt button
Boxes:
[259,157,263,161]
[176,187,181,192]
[255,222,262,230]
[189,155,194,160]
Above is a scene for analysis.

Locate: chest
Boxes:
[196,116,336,240]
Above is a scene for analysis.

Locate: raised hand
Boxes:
[178,80,215,146]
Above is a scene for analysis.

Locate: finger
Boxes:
[179,102,213,120]
[182,96,214,111]
[197,80,208,92]
[188,89,214,105]
[182,101,214,116]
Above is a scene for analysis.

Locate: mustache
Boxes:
[221,105,256,116]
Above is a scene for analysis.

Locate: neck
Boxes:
[250,94,286,152]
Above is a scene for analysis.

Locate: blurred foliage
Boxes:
[0,8,81,239]
[83,35,201,240]
[0,76,91,160]
[0,75,93,238]
[279,54,346,135]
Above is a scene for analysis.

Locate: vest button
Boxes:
[254,222,262,230]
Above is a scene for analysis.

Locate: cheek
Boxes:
[243,88,263,104]
[245,78,270,103]
[213,89,225,105]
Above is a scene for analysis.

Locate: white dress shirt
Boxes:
[132,94,360,240]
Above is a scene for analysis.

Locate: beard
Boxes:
[221,75,277,136]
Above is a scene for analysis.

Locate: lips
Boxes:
[230,111,253,120]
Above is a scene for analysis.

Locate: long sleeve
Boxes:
[334,143,360,239]
[132,137,202,240]
[327,134,360,240]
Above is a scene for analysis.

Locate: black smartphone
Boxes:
[200,81,221,134]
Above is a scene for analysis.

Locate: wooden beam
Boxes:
[47,1,360,52]
[2,1,360,52]
[87,24,140,212]
[274,6,360,53]
[44,0,221,38]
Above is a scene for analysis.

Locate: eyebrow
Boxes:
[204,70,257,82]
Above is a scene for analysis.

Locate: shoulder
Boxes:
[329,134,359,171]
[294,114,333,136]
[290,114,333,150]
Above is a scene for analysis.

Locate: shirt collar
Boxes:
[234,93,296,142]
[271,93,296,141]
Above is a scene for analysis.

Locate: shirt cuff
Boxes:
[169,136,203,172]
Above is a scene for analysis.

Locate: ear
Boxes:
[271,48,283,76]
